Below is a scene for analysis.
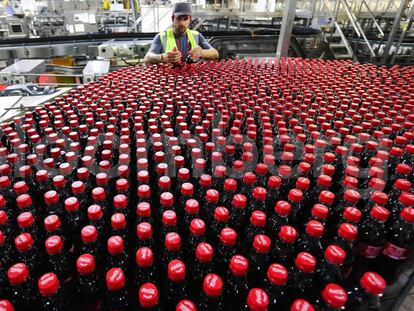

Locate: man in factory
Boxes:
[144,2,219,64]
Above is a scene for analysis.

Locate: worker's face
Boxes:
[172,15,192,33]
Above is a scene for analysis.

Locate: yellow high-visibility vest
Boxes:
[159,28,198,53]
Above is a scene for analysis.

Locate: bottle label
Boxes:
[356,242,384,258]
[382,243,412,261]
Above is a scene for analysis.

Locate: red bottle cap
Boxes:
[81,225,97,243]
[229,255,248,277]
[176,300,196,311]
[338,223,358,241]
[0,300,14,311]
[13,181,29,195]
[318,191,335,206]
[206,189,219,203]
[160,192,174,207]
[305,220,324,238]
[288,189,303,203]
[343,207,362,223]
[92,187,106,201]
[181,183,194,196]
[14,233,34,252]
[76,254,96,275]
[107,236,124,254]
[136,247,154,268]
[395,179,412,192]
[38,272,60,297]
[167,259,186,282]
[243,172,257,185]
[44,190,59,205]
[106,268,125,291]
[88,205,103,220]
[396,163,411,175]
[322,284,347,308]
[111,213,126,229]
[275,201,291,216]
[44,215,61,232]
[360,272,386,295]
[371,191,389,206]
[190,219,206,236]
[268,176,281,189]
[162,210,177,226]
[343,176,358,189]
[253,187,267,201]
[255,164,268,175]
[224,179,237,192]
[324,245,346,265]
[136,222,152,240]
[220,228,237,246]
[311,203,329,220]
[196,242,214,263]
[232,194,247,209]
[399,192,414,206]
[250,211,266,227]
[247,288,269,311]
[317,175,332,188]
[401,208,414,223]
[278,165,292,177]
[267,263,288,286]
[369,178,385,191]
[203,274,223,297]
[253,234,271,253]
[158,176,171,189]
[279,225,298,243]
[199,174,212,187]
[214,206,229,222]
[64,197,79,212]
[114,194,127,209]
[290,299,315,311]
[139,283,159,308]
[165,232,181,251]
[344,189,360,204]
[370,206,390,222]
[295,252,316,273]
[45,235,63,255]
[296,178,310,191]
[7,263,29,285]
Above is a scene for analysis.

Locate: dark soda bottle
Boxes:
[113,194,130,220]
[14,233,44,272]
[199,273,223,311]
[159,192,175,214]
[296,220,324,256]
[229,194,247,232]
[330,189,361,229]
[250,187,267,213]
[162,233,183,270]
[271,225,298,265]
[377,207,414,283]
[136,222,155,250]
[241,172,256,201]
[287,189,304,224]
[7,263,37,309]
[136,202,153,225]
[80,225,102,259]
[75,254,102,308]
[217,228,238,271]
[104,267,129,310]
[87,205,106,237]
[249,234,271,284]
[267,200,291,235]
[160,211,179,240]
[44,235,73,281]
[220,178,238,208]
[341,207,362,227]
[263,263,288,310]
[245,288,269,311]
[226,255,249,309]
[37,272,68,311]
[354,206,390,276]
[63,197,84,236]
[106,236,129,272]
[288,252,316,297]
[192,242,214,289]
[187,219,206,250]
[139,283,160,310]
[346,272,386,310]
[0,210,13,238]
[17,212,42,243]
[266,176,281,210]
[195,174,212,207]
[331,223,358,279]
[244,211,267,246]
[163,259,188,307]
[110,213,129,247]
[203,189,219,225]
[135,247,156,289]
[316,245,346,287]
[0,231,15,268]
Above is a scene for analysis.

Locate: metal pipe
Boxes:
[361,0,384,37]
[391,0,414,64]
[275,0,298,59]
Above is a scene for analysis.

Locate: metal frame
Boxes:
[276,0,298,58]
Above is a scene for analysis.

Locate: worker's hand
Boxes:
[189,46,203,61]
[162,48,181,64]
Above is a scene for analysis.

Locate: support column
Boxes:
[276,0,298,59]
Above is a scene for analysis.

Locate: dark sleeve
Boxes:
[197,33,213,50]
[148,34,163,54]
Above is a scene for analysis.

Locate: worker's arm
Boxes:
[144,51,163,64]
[201,47,219,60]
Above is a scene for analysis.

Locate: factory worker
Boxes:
[144,2,219,64]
